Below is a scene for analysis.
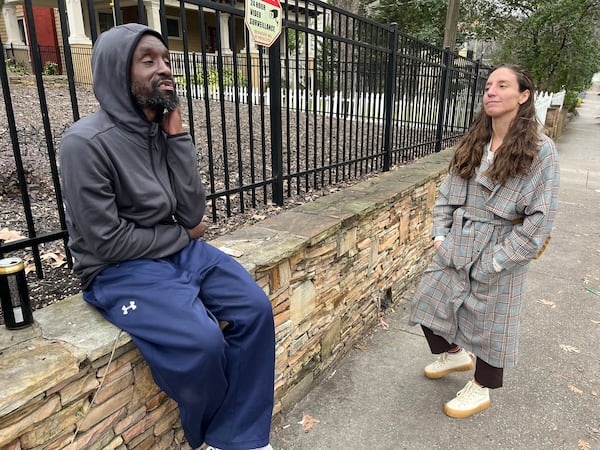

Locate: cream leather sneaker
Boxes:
[444,380,490,418]
[424,348,474,379]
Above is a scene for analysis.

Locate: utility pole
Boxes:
[443,0,460,50]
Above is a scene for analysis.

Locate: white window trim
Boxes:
[17,17,29,45]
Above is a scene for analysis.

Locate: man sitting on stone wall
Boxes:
[59,23,275,450]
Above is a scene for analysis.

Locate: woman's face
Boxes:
[483,67,530,121]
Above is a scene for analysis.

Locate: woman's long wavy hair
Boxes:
[450,64,540,185]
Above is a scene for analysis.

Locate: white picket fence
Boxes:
[183,84,387,119]
[180,83,563,129]
[180,84,474,128]
[535,90,565,126]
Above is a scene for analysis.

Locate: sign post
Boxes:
[244,0,283,48]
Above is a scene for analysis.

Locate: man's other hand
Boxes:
[188,222,208,240]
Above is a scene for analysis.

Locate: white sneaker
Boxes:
[444,380,490,418]
[424,349,474,379]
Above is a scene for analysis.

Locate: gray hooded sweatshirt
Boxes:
[60,23,205,289]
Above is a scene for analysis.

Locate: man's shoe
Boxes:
[444,380,490,418]
[424,348,474,379]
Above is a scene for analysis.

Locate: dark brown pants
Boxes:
[421,326,504,389]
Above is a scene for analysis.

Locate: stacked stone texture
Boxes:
[0,150,451,449]
[0,342,189,449]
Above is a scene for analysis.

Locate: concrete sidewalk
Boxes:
[270,93,600,450]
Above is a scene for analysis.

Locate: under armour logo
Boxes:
[122,300,137,315]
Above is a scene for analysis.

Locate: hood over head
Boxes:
[92,23,167,131]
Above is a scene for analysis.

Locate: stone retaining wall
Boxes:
[0,149,452,449]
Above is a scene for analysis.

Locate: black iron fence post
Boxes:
[468,59,481,126]
[435,48,450,152]
[160,0,168,49]
[137,0,147,26]
[382,23,398,172]
[269,38,284,206]
[0,38,32,261]
[179,5,196,144]
[57,0,80,123]
[24,0,59,276]
[87,0,98,42]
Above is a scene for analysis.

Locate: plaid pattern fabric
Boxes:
[410,136,560,368]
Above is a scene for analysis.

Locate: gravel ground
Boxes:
[1,77,392,323]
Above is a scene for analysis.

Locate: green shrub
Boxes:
[563,90,579,113]
[5,58,27,75]
[186,66,248,88]
[42,61,59,75]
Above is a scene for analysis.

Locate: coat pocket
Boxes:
[470,246,499,284]
[434,236,454,268]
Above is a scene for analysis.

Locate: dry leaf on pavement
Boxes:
[379,316,390,330]
[559,344,581,353]
[568,384,583,394]
[577,439,590,450]
[298,413,320,433]
[537,299,556,308]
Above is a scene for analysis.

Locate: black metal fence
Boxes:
[0,0,490,279]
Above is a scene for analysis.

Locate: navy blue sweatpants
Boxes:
[83,240,275,450]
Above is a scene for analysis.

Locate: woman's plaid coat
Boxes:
[410,135,560,368]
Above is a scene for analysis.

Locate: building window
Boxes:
[166,17,181,39]
[99,12,114,33]
[207,26,216,52]
[17,17,27,44]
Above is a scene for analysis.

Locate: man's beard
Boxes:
[131,77,179,115]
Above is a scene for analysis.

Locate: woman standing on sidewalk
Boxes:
[409,64,560,418]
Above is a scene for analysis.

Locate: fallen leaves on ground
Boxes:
[568,384,583,394]
[560,344,581,353]
[578,439,590,450]
[379,316,390,330]
[537,299,557,308]
[354,343,367,351]
[22,251,68,275]
[582,273,600,285]
[41,251,67,268]
[298,413,320,433]
[0,227,25,242]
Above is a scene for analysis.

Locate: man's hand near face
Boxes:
[163,107,184,135]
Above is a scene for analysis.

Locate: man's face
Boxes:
[130,34,178,119]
